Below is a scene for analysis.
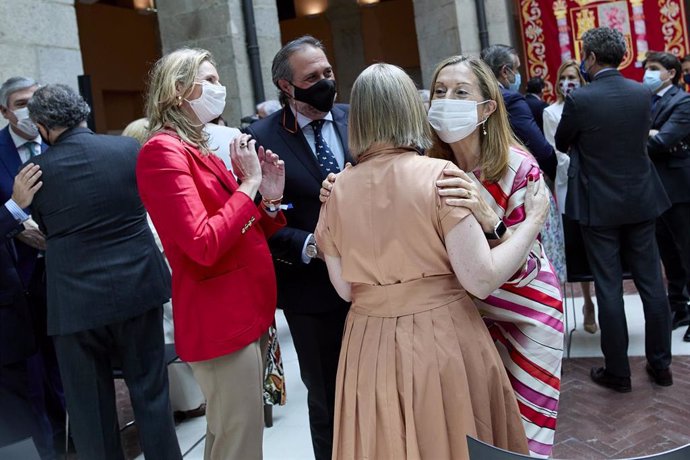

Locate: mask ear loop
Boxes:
[281,105,299,134]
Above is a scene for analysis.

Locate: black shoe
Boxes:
[671,310,690,330]
[683,326,690,342]
[646,364,673,386]
[590,367,631,393]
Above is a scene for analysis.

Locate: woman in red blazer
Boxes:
[136,48,285,460]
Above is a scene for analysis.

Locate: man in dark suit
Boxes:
[25,84,181,460]
[481,44,557,180]
[524,77,549,133]
[245,36,352,460]
[556,27,672,392]
[0,163,43,453]
[642,52,690,339]
[0,77,64,459]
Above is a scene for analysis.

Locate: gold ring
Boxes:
[239,142,247,149]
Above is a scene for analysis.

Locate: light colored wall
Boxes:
[0,0,83,126]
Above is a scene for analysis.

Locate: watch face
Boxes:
[306,244,318,258]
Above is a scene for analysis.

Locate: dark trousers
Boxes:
[0,360,41,450]
[580,219,672,377]
[284,307,349,460]
[53,307,181,460]
[656,203,690,314]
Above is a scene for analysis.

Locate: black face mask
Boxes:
[291,79,336,113]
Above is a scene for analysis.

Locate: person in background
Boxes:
[542,59,598,334]
[555,27,672,392]
[121,118,207,422]
[244,35,353,460]
[0,77,65,459]
[524,77,549,133]
[480,44,557,181]
[257,100,281,119]
[316,62,543,460]
[136,47,286,460]
[0,163,43,457]
[642,51,690,339]
[26,84,181,460]
[681,55,690,91]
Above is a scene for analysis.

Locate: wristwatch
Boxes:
[485,220,507,240]
[305,235,318,259]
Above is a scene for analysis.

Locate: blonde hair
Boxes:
[427,55,520,183]
[555,59,585,103]
[145,48,215,154]
[122,117,150,145]
[349,63,431,159]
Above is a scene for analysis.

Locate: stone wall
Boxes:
[0,0,83,126]
[156,0,281,125]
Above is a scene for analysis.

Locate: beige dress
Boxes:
[315,147,529,460]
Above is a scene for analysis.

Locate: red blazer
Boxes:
[136,132,285,362]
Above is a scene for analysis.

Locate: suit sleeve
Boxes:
[245,124,314,265]
[0,205,24,241]
[554,94,578,154]
[506,94,557,180]
[648,96,690,156]
[136,137,263,267]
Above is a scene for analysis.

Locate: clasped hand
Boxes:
[230,134,285,200]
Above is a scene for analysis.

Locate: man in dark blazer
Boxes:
[642,52,690,340]
[0,76,64,459]
[524,77,549,133]
[481,44,557,180]
[0,164,43,453]
[245,36,352,460]
[556,28,672,392]
[25,84,181,460]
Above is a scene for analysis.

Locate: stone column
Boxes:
[325,0,367,102]
[0,0,83,124]
[412,0,516,88]
[156,0,281,125]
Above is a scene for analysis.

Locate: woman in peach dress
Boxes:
[315,63,550,460]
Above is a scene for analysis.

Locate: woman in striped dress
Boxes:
[429,56,564,458]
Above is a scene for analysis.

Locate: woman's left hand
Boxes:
[258,146,285,201]
[436,168,500,233]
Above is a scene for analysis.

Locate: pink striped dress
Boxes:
[471,147,564,458]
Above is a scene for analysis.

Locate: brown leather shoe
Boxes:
[174,403,206,422]
[590,367,631,393]
[646,364,673,386]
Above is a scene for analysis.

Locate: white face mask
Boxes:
[560,79,580,97]
[12,107,39,138]
[185,81,226,124]
[427,98,489,143]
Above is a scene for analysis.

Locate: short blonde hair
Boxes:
[145,48,215,153]
[427,55,519,183]
[122,117,150,145]
[349,63,431,159]
[554,59,585,102]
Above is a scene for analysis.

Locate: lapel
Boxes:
[331,104,354,165]
[278,107,324,183]
[652,85,679,125]
[166,132,238,194]
[0,127,22,186]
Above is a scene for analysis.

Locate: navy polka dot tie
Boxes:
[311,119,340,177]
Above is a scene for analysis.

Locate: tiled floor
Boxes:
[117,293,690,459]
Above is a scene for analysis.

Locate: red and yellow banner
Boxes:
[518,0,689,101]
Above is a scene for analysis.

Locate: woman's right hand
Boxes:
[524,176,550,227]
[319,163,351,204]
[230,134,262,185]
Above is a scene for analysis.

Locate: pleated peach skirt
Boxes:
[332,276,529,460]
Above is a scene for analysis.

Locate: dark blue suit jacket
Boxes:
[245,105,353,314]
[501,88,557,180]
[0,205,35,366]
[647,85,690,204]
[0,126,47,287]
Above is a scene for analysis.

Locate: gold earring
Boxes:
[482,121,488,136]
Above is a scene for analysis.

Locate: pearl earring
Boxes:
[482,121,488,136]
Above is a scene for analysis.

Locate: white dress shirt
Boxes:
[293,107,345,171]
